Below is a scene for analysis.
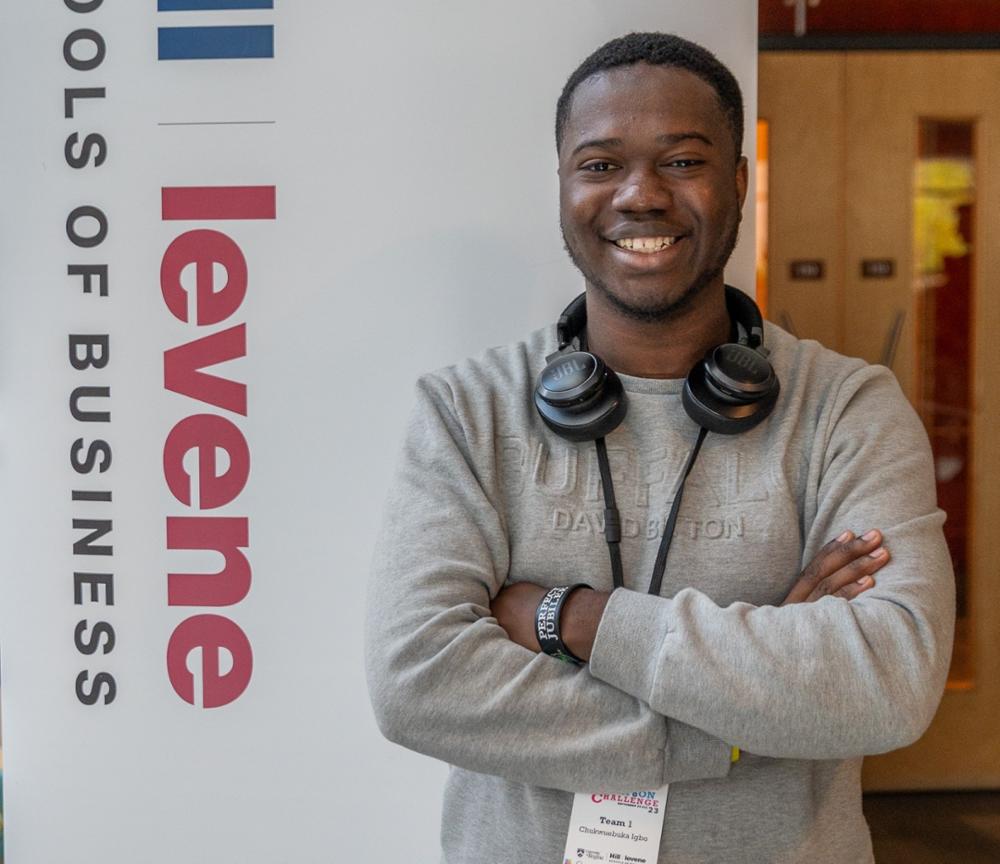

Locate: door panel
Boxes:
[760,51,1000,790]
[758,54,846,347]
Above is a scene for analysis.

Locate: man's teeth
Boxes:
[614,236,678,252]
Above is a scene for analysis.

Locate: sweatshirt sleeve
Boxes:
[588,365,956,760]
[365,374,733,792]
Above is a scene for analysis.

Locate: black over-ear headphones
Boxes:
[533,286,779,440]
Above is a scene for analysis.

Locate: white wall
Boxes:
[0,2,756,860]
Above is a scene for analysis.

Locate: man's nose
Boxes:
[612,167,671,213]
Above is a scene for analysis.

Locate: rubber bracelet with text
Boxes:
[535,584,588,665]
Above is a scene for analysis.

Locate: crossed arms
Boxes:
[365,362,954,792]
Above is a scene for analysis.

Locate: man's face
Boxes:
[558,63,748,321]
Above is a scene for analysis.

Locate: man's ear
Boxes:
[735,155,749,210]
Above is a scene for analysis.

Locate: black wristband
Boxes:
[535,584,588,665]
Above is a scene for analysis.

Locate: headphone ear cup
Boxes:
[534,351,628,442]
[683,346,780,435]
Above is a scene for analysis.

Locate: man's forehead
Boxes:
[562,64,725,145]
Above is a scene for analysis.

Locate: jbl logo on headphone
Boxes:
[727,349,759,374]
[552,358,589,380]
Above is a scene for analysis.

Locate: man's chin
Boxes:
[592,274,719,324]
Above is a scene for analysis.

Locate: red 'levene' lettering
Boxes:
[161,184,274,708]
[160,228,247,325]
[163,413,249,509]
[167,516,250,607]
[163,324,247,415]
[166,614,253,709]
[162,185,275,221]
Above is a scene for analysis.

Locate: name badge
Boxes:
[563,786,669,864]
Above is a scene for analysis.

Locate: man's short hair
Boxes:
[555,32,744,160]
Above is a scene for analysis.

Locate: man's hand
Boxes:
[781,529,889,605]
[491,528,888,662]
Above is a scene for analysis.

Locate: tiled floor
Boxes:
[864,791,1000,863]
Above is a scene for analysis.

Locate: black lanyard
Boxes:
[594,426,709,594]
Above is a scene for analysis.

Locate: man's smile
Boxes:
[611,236,681,253]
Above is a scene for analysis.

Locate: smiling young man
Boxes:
[366,33,954,863]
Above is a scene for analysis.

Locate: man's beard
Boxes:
[561,216,741,324]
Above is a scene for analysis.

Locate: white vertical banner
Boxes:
[0,2,756,861]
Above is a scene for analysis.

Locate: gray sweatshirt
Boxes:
[365,322,954,863]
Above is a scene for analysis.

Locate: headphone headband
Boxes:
[555,285,764,349]
[722,286,765,349]
[556,292,588,350]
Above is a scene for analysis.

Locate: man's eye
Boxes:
[581,161,615,172]
[665,159,703,169]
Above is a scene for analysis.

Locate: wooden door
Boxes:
[760,51,1000,790]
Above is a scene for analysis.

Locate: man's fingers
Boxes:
[797,531,854,587]
[802,531,845,566]
[833,575,874,601]
[802,530,882,585]
[782,529,888,605]
[819,546,891,601]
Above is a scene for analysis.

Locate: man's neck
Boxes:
[584,284,731,379]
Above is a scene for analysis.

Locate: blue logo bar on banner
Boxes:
[158,0,274,9]
[158,25,274,60]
